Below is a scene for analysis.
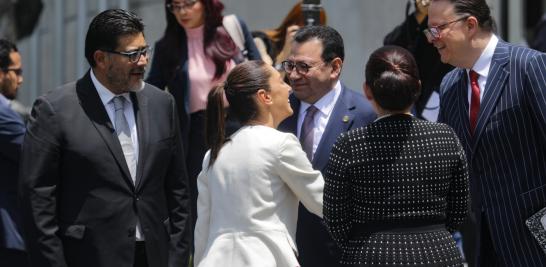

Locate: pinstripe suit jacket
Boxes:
[438,40,546,266]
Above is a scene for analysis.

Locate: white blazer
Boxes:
[194,125,324,267]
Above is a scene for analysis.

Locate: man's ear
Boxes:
[330,57,343,79]
[466,16,479,35]
[93,50,108,70]
[363,82,373,101]
[256,89,272,105]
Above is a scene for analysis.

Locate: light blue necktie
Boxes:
[112,96,136,182]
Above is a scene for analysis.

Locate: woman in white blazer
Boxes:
[194,60,324,267]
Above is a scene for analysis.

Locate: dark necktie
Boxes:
[300,105,318,161]
[112,96,136,182]
[469,70,481,135]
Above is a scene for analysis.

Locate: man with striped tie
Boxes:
[427,0,546,266]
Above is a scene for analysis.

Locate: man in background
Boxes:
[384,0,453,120]
[0,38,29,267]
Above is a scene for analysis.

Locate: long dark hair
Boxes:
[205,60,271,167]
[365,45,421,111]
[161,0,238,80]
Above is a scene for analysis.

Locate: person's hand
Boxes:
[275,25,301,66]
[415,0,430,16]
[284,25,300,48]
[414,0,430,24]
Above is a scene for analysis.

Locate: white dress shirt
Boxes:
[296,80,342,158]
[90,70,143,241]
[466,34,499,112]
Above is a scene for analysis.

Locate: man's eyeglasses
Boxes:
[166,0,198,13]
[104,46,152,63]
[281,60,326,75]
[423,16,469,41]
[2,68,23,76]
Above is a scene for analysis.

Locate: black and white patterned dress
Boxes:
[324,114,469,266]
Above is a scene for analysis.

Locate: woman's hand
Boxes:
[414,0,430,24]
[275,25,301,65]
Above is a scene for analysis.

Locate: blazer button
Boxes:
[127,228,136,237]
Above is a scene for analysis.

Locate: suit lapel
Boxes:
[313,86,354,170]
[472,42,509,153]
[76,72,135,189]
[132,91,148,191]
[456,69,473,154]
[281,94,300,134]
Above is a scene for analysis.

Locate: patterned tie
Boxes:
[112,96,136,182]
[300,105,318,161]
[469,70,481,135]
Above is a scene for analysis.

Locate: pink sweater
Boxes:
[186,25,234,113]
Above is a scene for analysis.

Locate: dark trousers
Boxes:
[186,111,207,229]
[134,242,148,267]
[477,214,500,267]
[0,248,30,267]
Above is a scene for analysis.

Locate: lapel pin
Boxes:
[342,115,350,123]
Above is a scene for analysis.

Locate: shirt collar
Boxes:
[90,69,131,106]
[299,80,342,117]
[469,34,499,78]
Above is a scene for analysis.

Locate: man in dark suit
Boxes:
[0,39,29,267]
[278,26,375,267]
[428,0,546,266]
[19,9,191,267]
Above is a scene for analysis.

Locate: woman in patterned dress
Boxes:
[323,45,469,267]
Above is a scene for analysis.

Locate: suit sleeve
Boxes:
[446,131,470,232]
[193,154,211,265]
[323,133,352,248]
[276,134,324,217]
[525,52,546,141]
[164,95,192,267]
[18,97,67,267]
[0,106,25,163]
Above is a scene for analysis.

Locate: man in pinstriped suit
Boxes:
[427,0,546,266]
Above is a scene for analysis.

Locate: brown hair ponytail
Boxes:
[205,60,272,168]
[205,84,227,167]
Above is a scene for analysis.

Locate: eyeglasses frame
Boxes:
[166,0,198,13]
[103,46,152,63]
[423,15,470,41]
[2,68,23,76]
[281,60,328,75]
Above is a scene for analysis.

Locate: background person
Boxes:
[194,60,323,267]
[146,0,261,229]
[252,1,327,68]
[324,45,469,266]
[0,38,29,267]
[384,0,453,120]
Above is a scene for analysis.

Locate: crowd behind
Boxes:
[1,0,546,267]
